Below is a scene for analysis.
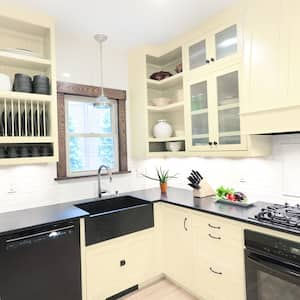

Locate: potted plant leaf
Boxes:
[143,167,178,193]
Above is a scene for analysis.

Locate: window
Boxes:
[65,95,119,176]
[56,82,128,180]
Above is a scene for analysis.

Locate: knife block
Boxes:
[193,179,215,198]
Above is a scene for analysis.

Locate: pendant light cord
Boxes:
[98,41,104,97]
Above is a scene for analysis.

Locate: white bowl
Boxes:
[0,73,11,91]
[151,97,172,106]
[166,141,184,152]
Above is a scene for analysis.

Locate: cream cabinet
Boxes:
[129,3,271,158]
[192,212,246,300]
[0,7,58,165]
[187,23,240,73]
[161,204,195,293]
[185,64,247,152]
[85,229,157,300]
[241,0,300,134]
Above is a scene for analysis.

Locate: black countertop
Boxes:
[0,187,298,237]
[0,203,89,237]
[127,188,300,236]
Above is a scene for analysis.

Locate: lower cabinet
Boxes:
[192,212,246,300]
[84,204,247,300]
[162,204,246,300]
[162,204,195,292]
[85,229,157,300]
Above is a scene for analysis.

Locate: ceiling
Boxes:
[6,0,237,49]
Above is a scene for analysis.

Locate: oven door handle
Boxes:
[248,254,300,279]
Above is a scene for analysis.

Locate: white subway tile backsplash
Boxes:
[0,135,299,213]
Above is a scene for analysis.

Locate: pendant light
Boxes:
[94,34,109,107]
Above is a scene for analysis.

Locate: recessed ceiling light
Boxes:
[62,72,71,78]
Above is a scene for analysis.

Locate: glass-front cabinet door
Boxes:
[186,66,246,152]
[186,77,215,151]
[214,24,238,61]
[187,24,238,72]
[188,39,208,70]
[214,66,247,150]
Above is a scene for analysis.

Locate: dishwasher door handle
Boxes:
[6,225,74,243]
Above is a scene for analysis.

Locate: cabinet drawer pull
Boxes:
[208,223,221,229]
[208,233,221,240]
[184,217,188,231]
[210,267,222,275]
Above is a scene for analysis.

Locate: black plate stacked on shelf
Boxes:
[13,74,32,93]
[33,75,50,95]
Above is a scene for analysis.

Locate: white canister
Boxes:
[0,74,11,91]
[153,120,173,138]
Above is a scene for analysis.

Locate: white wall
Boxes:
[0,31,299,213]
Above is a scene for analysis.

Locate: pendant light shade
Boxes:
[94,34,109,107]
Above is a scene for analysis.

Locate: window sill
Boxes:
[54,170,131,181]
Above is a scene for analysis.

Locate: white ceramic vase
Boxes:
[0,73,11,91]
[153,120,173,138]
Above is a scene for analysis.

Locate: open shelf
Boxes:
[147,101,184,112]
[0,155,57,166]
[0,91,53,101]
[147,73,183,89]
[0,50,51,70]
[0,137,53,144]
[148,136,185,142]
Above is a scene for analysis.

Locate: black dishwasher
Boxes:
[0,220,82,300]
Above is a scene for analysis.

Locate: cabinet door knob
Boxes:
[210,58,215,62]
[120,260,126,267]
[213,141,218,146]
[184,217,188,231]
[208,142,213,146]
[205,59,210,64]
[210,267,222,275]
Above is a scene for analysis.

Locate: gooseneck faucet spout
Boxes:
[97,165,112,198]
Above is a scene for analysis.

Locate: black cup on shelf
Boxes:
[31,145,40,157]
[13,73,33,93]
[7,146,17,158]
[0,147,6,158]
[33,75,50,95]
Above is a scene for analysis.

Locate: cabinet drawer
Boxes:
[193,212,243,244]
[195,257,246,300]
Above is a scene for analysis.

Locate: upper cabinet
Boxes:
[0,7,58,165]
[129,4,271,158]
[241,0,300,134]
[188,23,240,72]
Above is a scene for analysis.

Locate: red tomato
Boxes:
[226,193,235,201]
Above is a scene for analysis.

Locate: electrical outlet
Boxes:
[8,184,16,194]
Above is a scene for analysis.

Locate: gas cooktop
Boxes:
[250,203,300,232]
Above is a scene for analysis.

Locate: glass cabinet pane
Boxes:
[217,71,239,106]
[215,25,237,60]
[191,81,208,111]
[217,70,241,145]
[218,107,240,132]
[189,40,207,70]
[192,113,209,135]
[190,80,209,147]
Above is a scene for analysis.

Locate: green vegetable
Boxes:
[216,186,235,199]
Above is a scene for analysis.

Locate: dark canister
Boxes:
[32,75,50,95]
[13,73,32,93]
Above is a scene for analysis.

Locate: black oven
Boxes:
[245,230,300,300]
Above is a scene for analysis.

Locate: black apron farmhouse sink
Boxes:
[76,196,154,246]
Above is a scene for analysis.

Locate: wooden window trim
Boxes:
[56,81,128,180]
